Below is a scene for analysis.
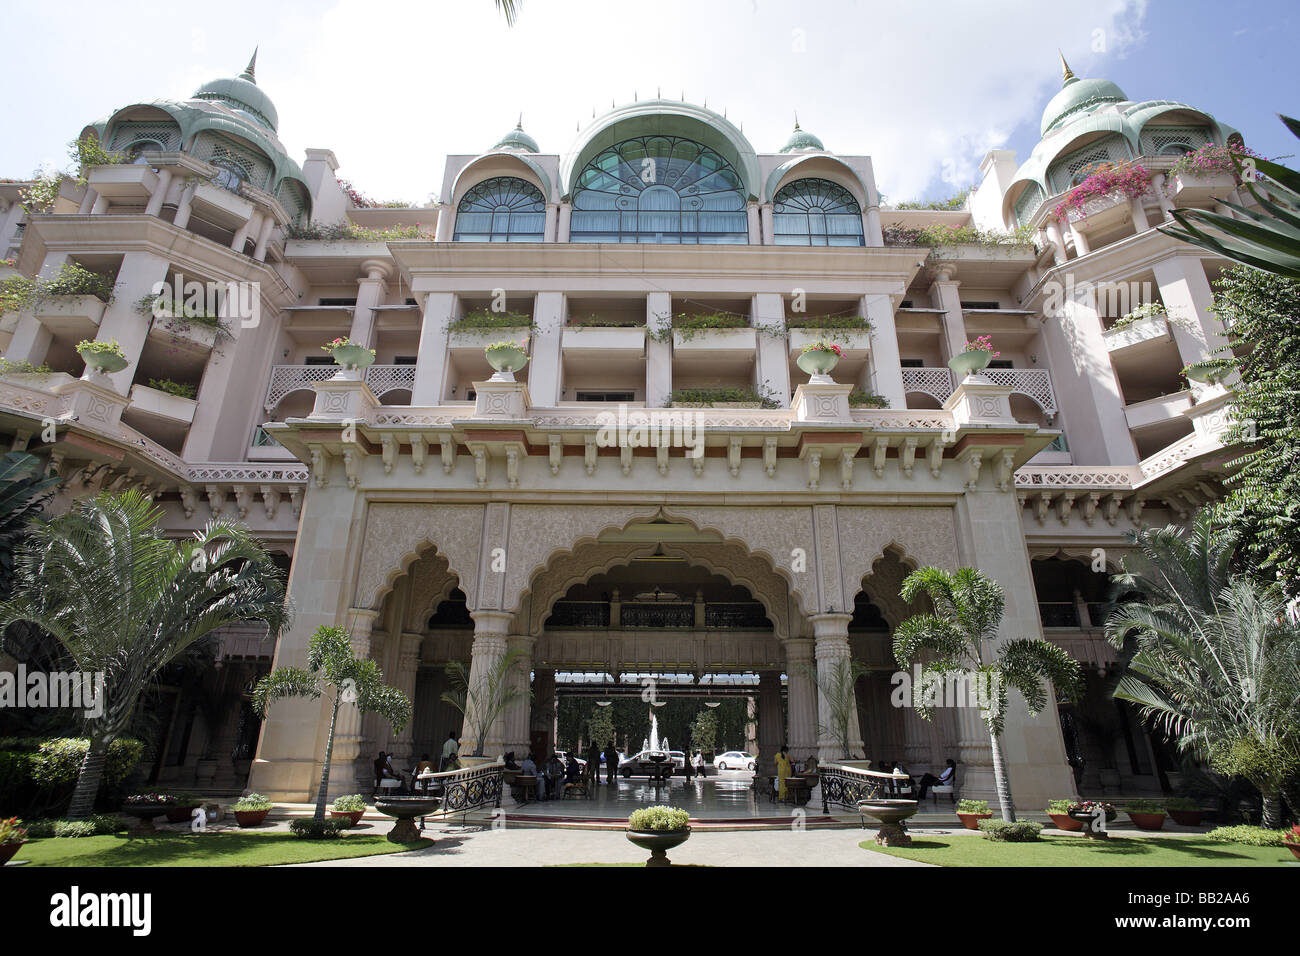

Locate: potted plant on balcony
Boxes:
[330,794,367,828]
[947,335,999,378]
[76,338,128,374]
[231,793,273,828]
[1124,798,1167,831]
[956,798,993,829]
[484,340,529,376]
[626,805,691,867]
[0,817,28,866]
[1046,798,1084,831]
[1165,796,1204,827]
[323,336,376,371]
[796,341,842,379]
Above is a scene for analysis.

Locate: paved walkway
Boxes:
[291,823,934,867]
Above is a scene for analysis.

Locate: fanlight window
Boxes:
[453,176,546,242]
[772,178,864,246]
[570,136,748,244]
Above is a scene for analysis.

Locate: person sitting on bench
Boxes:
[917,759,956,799]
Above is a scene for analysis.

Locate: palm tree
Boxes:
[441,650,528,758]
[494,0,520,26]
[254,624,412,822]
[895,567,1084,821]
[0,452,59,589]
[1159,115,1300,280]
[1106,516,1300,828]
[808,658,869,760]
[0,490,290,818]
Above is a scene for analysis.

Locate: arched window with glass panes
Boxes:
[453,176,546,242]
[771,178,864,246]
[570,136,748,244]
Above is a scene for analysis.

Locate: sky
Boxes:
[0,0,1294,206]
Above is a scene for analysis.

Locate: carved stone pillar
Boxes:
[502,635,535,759]
[461,610,511,758]
[784,639,818,761]
[329,608,378,796]
[810,613,864,761]
[756,670,783,780]
[388,633,423,766]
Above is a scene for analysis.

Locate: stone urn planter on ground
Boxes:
[120,803,169,831]
[858,799,919,847]
[375,796,441,844]
[626,806,691,867]
[1067,802,1116,839]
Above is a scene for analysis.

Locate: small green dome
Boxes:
[780,122,824,153]
[193,51,279,131]
[1040,72,1127,137]
[494,121,539,153]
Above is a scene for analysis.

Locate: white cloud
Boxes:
[0,0,1150,205]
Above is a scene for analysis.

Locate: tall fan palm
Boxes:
[254,624,412,822]
[1159,116,1300,280]
[441,650,528,758]
[0,490,290,818]
[1107,518,1300,828]
[0,452,60,591]
[895,567,1084,821]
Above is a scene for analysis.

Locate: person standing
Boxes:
[585,741,600,789]
[682,748,694,782]
[440,729,459,771]
[603,742,619,784]
[775,745,794,801]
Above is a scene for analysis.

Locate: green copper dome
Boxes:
[780,122,824,153]
[1040,56,1126,136]
[192,50,279,131]
[494,121,539,153]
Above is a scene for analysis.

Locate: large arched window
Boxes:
[772,178,864,246]
[570,136,748,244]
[453,176,546,242]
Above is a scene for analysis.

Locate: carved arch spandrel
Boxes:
[835,506,958,605]
[402,551,460,632]
[354,503,485,611]
[523,540,796,640]
[500,504,662,613]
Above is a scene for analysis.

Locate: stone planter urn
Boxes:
[329,344,375,371]
[0,841,26,866]
[625,828,691,867]
[1047,812,1084,832]
[78,348,128,374]
[1068,808,1112,839]
[120,803,169,831]
[796,347,840,381]
[947,349,992,378]
[375,796,440,843]
[165,804,202,824]
[485,344,528,380]
[234,808,270,828]
[858,799,918,846]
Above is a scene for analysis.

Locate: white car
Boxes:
[714,751,755,771]
[619,750,676,777]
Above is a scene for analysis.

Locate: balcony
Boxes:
[1103,314,1172,356]
[787,328,871,360]
[127,383,197,426]
[264,364,416,414]
[561,325,647,358]
[86,164,159,203]
[901,367,1058,419]
[1165,170,1237,207]
[190,181,255,230]
[671,327,756,354]
[545,599,771,630]
[1124,390,1193,431]
[32,295,107,338]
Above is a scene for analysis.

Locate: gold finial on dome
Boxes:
[1059,50,1075,83]
[242,47,258,82]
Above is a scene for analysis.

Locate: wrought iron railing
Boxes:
[414,761,505,820]
[620,604,695,628]
[819,763,906,813]
[705,602,771,629]
[546,601,610,628]
[1039,602,1081,628]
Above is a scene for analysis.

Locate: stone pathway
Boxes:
[290,823,934,867]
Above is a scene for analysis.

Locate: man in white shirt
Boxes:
[440,730,459,771]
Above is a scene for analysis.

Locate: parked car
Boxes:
[619,750,676,777]
[714,751,756,771]
[554,750,586,769]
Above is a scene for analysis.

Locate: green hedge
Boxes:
[0,737,145,817]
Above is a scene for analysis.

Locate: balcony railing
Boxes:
[1038,601,1110,629]
[902,367,1058,419]
[264,364,416,412]
[545,600,769,629]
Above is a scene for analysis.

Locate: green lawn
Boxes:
[862,834,1294,867]
[11,832,433,867]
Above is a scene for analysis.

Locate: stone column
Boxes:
[752,292,790,406]
[388,633,424,766]
[252,214,277,261]
[501,634,535,758]
[144,168,173,217]
[929,267,967,363]
[645,291,672,408]
[864,203,884,247]
[348,259,392,350]
[231,210,260,253]
[434,203,453,241]
[757,670,783,780]
[529,291,564,406]
[461,610,511,758]
[172,179,196,230]
[531,668,556,758]
[544,203,559,242]
[746,201,761,244]
[953,487,1078,812]
[556,203,572,242]
[862,293,906,409]
[411,292,457,405]
[1152,256,1231,397]
[811,613,864,761]
[759,203,774,245]
[327,608,379,796]
[89,251,171,395]
[1043,220,1068,264]
[784,638,818,761]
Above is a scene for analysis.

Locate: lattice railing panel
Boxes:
[902,367,955,404]
[981,368,1058,418]
[264,365,336,412]
[364,365,415,401]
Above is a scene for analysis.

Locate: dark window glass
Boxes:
[772,178,864,246]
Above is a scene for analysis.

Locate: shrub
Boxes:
[1046,799,1074,813]
[75,338,126,358]
[89,813,127,834]
[331,794,367,812]
[147,378,197,400]
[667,385,779,408]
[847,390,889,408]
[978,819,1043,842]
[1204,825,1287,847]
[22,818,54,838]
[285,221,433,241]
[288,818,347,839]
[0,816,27,844]
[567,314,644,328]
[52,819,98,839]
[1052,162,1151,221]
[1125,799,1165,814]
[233,793,272,812]
[0,737,145,799]
[786,314,872,333]
[627,806,690,832]
[956,799,990,814]
[0,275,37,314]
[0,358,53,377]
[448,309,534,331]
[40,263,116,303]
